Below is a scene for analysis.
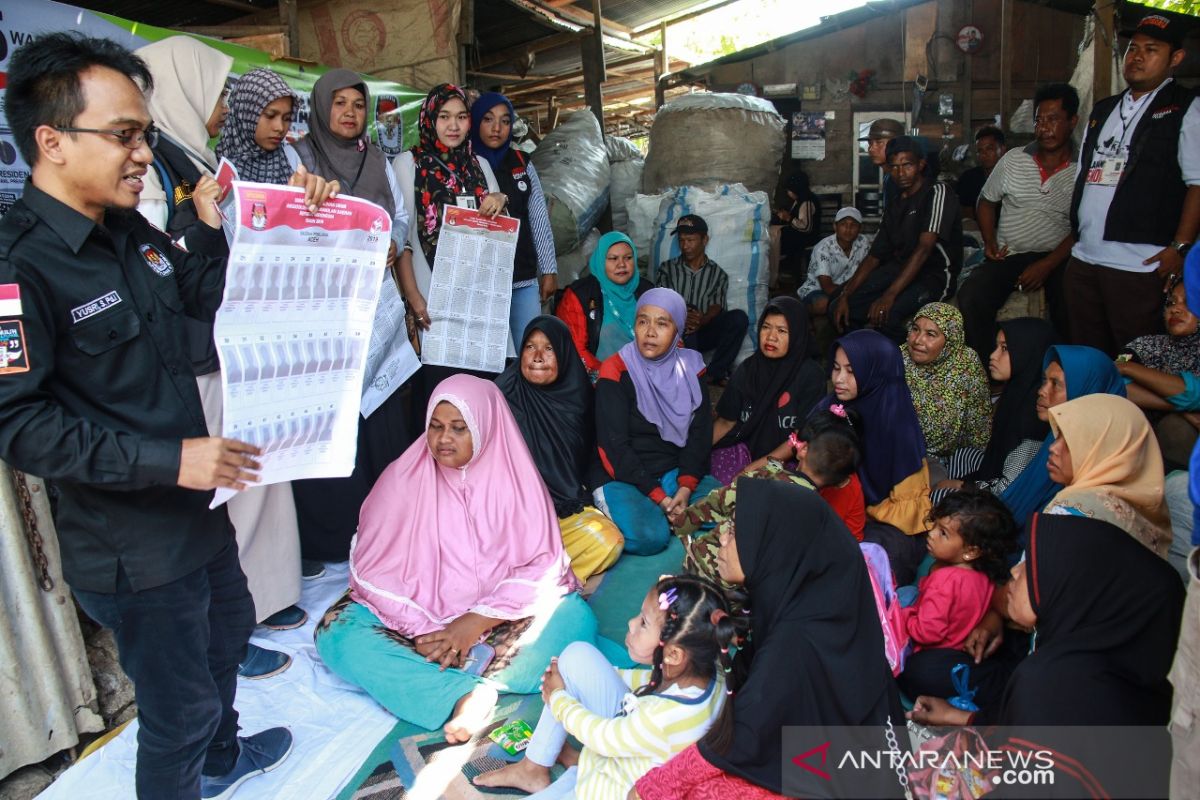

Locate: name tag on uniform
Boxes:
[1085,157,1125,186]
[455,195,478,210]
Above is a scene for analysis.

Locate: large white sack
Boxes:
[610,159,645,234]
[642,93,785,197]
[555,228,603,287]
[644,184,772,365]
[530,111,611,253]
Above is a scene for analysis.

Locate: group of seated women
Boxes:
[180,54,1191,795]
[306,265,1189,798]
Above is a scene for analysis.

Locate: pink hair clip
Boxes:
[788,431,803,451]
[658,588,678,610]
[829,403,848,419]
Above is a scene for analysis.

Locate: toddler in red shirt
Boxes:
[900,490,1017,651]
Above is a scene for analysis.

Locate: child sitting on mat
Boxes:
[473,575,745,799]
[900,490,1016,652]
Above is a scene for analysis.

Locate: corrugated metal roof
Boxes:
[70,0,259,28]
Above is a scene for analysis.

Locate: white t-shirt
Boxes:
[798,233,871,297]
[1072,79,1200,272]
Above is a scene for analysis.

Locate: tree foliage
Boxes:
[1133,0,1200,16]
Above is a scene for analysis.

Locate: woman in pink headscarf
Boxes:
[315,375,595,742]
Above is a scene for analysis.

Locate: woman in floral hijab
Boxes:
[902,302,992,459]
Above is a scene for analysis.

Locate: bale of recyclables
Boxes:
[642,93,785,197]
[630,183,772,365]
[530,110,611,254]
[606,136,645,236]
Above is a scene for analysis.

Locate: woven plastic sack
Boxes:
[530,110,611,253]
[641,184,772,365]
[643,93,785,197]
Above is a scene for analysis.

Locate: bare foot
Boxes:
[558,743,580,768]
[443,684,498,743]
[472,756,552,791]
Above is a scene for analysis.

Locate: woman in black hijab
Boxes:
[496,316,624,580]
[911,513,1183,797]
[635,479,905,799]
[711,297,826,482]
[935,317,1058,499]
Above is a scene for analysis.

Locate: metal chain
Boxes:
[885,715,914,800]
[12,469,53,591]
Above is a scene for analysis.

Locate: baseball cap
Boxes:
[834,207,864,224]
[1121,11,1190,48]
[858,118,905,142]
[672,214,708,235]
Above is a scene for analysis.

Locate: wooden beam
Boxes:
[1093,0,1115,104]
[468,69,535,82]
[592,0,606,83]
[999,0,1013,130]
[631,0,741,37]
[178,24,285,38]
[201,0,261,12]
[277,0,299,58]
[503,52,656,95]
[581,29,605,131]
[653,20,667,109]
[475,31,581,69]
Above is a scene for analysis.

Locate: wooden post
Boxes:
[962,0,973,134]
[999,0,1013,131]
[654,20,667,109]
[547,97,560,131]
[277,0,299,58]
[581,35,606,132]
[1093,0,1115,104]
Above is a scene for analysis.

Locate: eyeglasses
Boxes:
[55,124,159,150]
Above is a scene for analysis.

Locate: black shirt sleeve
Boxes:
[678,375,713,484]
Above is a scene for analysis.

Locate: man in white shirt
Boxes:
[1066,12,1199,356]
[798,207,871,316]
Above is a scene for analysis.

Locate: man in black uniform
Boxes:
[831,136,962,341]
[0,35,336,799]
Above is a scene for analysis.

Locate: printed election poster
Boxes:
[420,206,520,374]
[209,182,391,508]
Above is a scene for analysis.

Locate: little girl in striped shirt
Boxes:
[474,575,746,799]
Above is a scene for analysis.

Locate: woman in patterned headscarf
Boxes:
[902,302,992,460]
[391,83,507,424]
[215,67,297,184]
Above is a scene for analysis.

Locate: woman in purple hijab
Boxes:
[593,288,722,555]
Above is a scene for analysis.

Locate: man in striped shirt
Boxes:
[656,215,749,384]
[832,137,963,341]
[957,83,1079,363]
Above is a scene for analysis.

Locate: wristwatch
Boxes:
[1170,240,1192,256]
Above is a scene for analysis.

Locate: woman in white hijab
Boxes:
[135,37,304,680]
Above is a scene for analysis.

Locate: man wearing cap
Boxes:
[1066,11,1198,356]
[798,206,870,316]
[656,214,749,385]
[957,83,1080,363]
[831,137,962,340]
[860,118,904,210]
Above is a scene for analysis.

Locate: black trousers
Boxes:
[828,261,951,343]
[956,251,1068,364]
[684,308,750,382]
[73,539,255,799]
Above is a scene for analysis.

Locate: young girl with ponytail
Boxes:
[474,575,747,799]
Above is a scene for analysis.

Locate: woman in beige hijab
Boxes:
[135,37,304,679]
[1045,393,1172,559]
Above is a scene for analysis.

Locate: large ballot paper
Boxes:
[420,206,520,373]
[209,182,394,508]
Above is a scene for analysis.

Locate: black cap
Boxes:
[1121,11,1189,48]
[672,214,708,236]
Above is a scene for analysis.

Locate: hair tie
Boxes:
[658,587,679,611]
[710,609,729,626]
[719,647,729,654]
[723,665,732,673]
[657,640,665,648]
[725,689,734,696]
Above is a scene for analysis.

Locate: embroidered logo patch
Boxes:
[71,291,122,324]
[139,244,174,277]
[0,319,30,374]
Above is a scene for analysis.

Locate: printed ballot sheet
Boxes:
[420,206,520,374]
[210,182,392,508]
